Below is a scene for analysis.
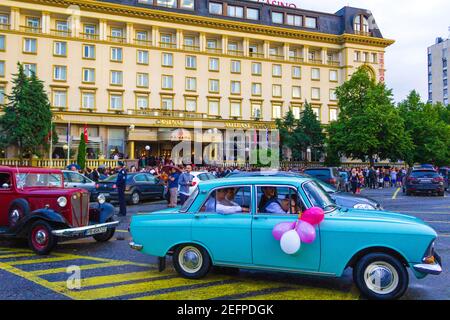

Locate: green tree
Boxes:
[327,67,412,166]
[0,63,56,159]
[398,91,450,166]
[77,132,87,170]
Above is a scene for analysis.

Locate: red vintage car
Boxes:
[0,166,118,255]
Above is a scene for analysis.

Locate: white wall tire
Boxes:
[173,244,211,279]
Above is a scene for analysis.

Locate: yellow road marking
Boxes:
[52,270,166,288]
[242,286,358,300]
[135,280,284,300]
[7,256,88,266]
[30,261,134,276]
[68,275,231,300]
[0,253,35,259]
[392,187,401,200]
[116,230,129,233]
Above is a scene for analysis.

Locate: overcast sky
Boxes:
[288,0,450,103]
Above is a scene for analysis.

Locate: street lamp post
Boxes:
[63,144,69,167]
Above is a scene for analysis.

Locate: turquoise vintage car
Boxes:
[129,177,442,300]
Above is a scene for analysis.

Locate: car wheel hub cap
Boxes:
[35,230,48,245]
[133,193,139,203]
[364,262,399,295]
[179,247,202,273]
[10,209,20,222]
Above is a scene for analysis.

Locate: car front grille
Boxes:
[71,192,90,227]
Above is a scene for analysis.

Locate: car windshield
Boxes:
[302,180,336,212]
[411,171,439,178]
[180,187,199,213]
[304,169,331,178]
[16,173,63,188]
[316,180,336,193]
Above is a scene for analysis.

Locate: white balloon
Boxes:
[280,230,301,255]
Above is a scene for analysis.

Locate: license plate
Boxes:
[86,227,107,236]
[420,179,431,184]
[101,193,110,197]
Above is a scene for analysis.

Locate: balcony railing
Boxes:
[354,30,372,37]
[159,41,177,49]
[327,60,340,66]
[131,108,208,119]
[50,29,72,38]
[309,58,323,64]
[183,44,200,52]
[0,23,11,30]
[227,49,244,57]
[270,54,285,61]
[20,25,42,34]
[206,47,222,54]
[289,56,304,63]
[79,32,99,40]
[250,52,264,58]
[108,35,126,43]
[134,38,153,47]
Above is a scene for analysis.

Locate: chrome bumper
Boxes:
[52,221,119,237]
[413,263,442,275]
[129,241,143,251]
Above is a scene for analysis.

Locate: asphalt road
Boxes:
[0,188,448,300]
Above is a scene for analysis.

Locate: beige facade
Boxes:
[0,0,394,160]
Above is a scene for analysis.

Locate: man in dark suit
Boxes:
[116,161,127,216]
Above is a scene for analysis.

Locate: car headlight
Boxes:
[353,203,376,210]
[97,194,106,205]
[57,196,67,208]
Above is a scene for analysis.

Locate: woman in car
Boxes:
[258,187,287,214]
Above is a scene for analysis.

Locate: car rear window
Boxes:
[411,171,439,178]
[304,169,331,178]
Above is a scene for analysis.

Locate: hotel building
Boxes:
[0,0,394,161]
[428,36,449,106]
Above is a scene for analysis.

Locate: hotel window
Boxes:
[82,91,95,109]
[286,14,302,26]
[52,90,66,108]
[251,103,262,119]
[272,12,284,24]
[209,2,223,15]
[185,77,197,91]
[252,83,262,96]
[84,24,96,35]
[23,64,36,77]
[26,17,40,29]
[53,66,67,81]
[230,101,242,117]
[111,47,123,62]
[185,98,197,112]
[0,61,4,77]
[53,41,67,56]
[180,0,195,10]
[371,53,378,63]
[330,89,337,101]
[186,55,197,69]
[311,68,320,80]
[110,71,123,86]
[292,86,301,99]
[109,93,123,110]
[209,58,219,71]
[161,96,173,110]
[82,68,95,83]
[246,8,259,20]
[207,39,217,49]
[231,81,241,95]
[162,53,173,66]
[272,64,282,77]
[329,108,338,122]
[227,5,244,18]
[363,52,368,62]
[137,73,149,88]
[137,50,149,64]
[0,14,9,26]
[157,0,177,8]
[23,38,37,53]
[208,99,220,116]
[162,75,173,90]
[272,104,282,119]
[228,42,238,52]
[136,31,148,41]
[83,44,95,59]
[0,86,5,105]
[0,35,5,51]
[291,105,301,120]
[305,17,317,29]
[136,95,149,109]
[56,21,69,31]
[209,79,219,93]
[160,34,173,46]
[312,87,320,100]
[354,15,369,33]
[252,62,262,76]
[184,36,195,47]
[231,60,241,73]
[272,84,282,97]
[330,70,338,82]
[312,106,321,119]
[292,66,301,79]
[354,51,361,62]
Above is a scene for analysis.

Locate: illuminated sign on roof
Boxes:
[248,0,298,9]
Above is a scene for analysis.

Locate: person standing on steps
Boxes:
[116,161,128,217]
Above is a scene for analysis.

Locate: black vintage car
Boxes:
[94,173,166,205]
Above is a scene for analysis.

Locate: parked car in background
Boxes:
[95,172,166,205]
[303,167,343,190]
[130,176,441,300]
[438,167,449,191]
[404,169,445,196]
[225,171,382,210]
[181,171,217,196]
[62,170,97,201]
[0,166,117,255]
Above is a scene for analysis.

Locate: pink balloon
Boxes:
[272,222,296,241]
[300,207,325,226]
[295,221,316,244]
